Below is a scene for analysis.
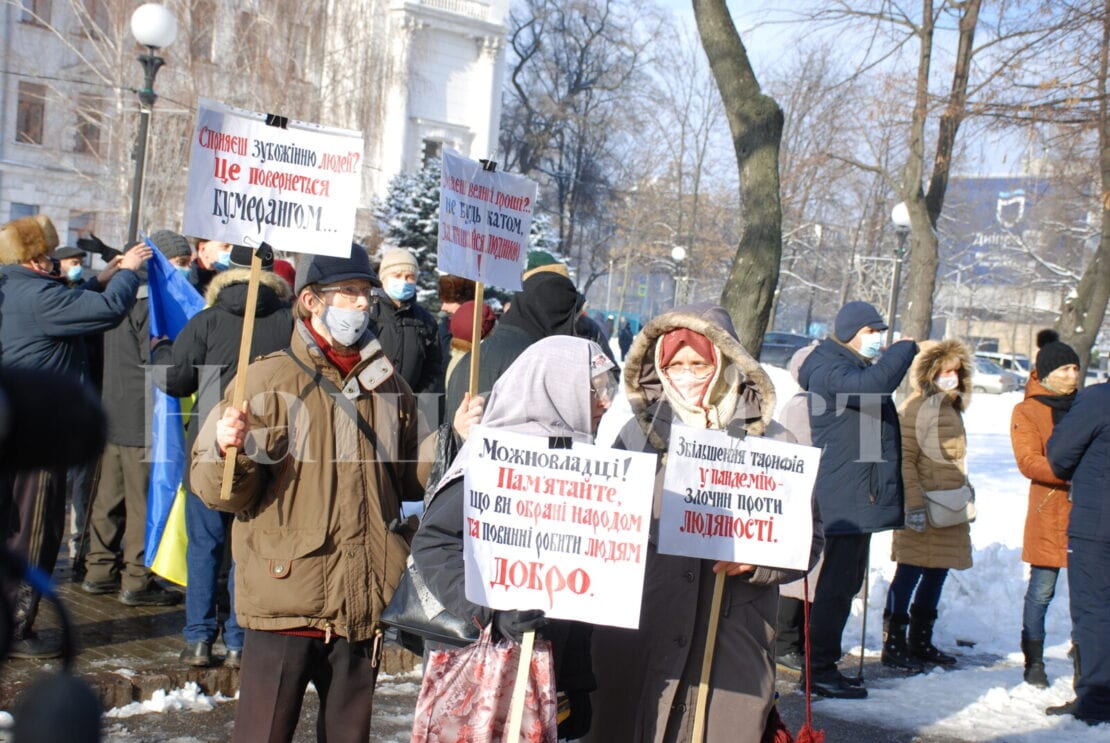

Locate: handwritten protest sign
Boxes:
[437,149,537,291]
[183,98,363,257]
[462,427,657,629]
[658,424,820,571]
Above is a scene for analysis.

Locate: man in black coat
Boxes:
[370,248,441,397]
[1048,380,1110,725]
[0,215,151,657]
[83,230,193,608]
[797,300,917,698]
[151,245,293,668]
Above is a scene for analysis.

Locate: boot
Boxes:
[908,605,956,666]
[1021,636,1049,688]
[881,610,924,673]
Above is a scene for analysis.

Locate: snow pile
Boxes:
[106,682,231,719]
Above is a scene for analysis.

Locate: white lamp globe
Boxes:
[891,201,911,230]
[670,245,687,263]
[131,3,178,49]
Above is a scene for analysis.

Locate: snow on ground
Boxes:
[105,682,232,719]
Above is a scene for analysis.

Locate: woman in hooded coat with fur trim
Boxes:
[585,304,822,743]
[882,340,973,673]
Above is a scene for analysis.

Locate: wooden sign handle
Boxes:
[219,249,264,499]
[692,570,726,742]
[467,282,485,398]
[506,628,535,740]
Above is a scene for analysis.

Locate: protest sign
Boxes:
[437,148,537,291]
[462,427,657,629]
[183,98,363,257]
[658,424,820,571]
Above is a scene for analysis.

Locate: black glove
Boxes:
[77,233,121,261]
[492,609,547,643]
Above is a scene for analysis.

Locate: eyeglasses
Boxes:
[591,376,617,404]
[318,285,373,300]
[662,363,714,382]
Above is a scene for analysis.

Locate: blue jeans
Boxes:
[1022,565,1060,642]
[885,564,949,615]
[184,491,243,650]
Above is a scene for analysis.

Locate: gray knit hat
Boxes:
[149,230,191,260]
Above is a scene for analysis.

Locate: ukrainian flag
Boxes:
[145,241,205,585]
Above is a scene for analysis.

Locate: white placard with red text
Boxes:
[462,427,657,629]
[658,424,819,571]
[437,148,537,291]
[183,98,363,257]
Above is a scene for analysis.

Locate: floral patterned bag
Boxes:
[411,624,558,743]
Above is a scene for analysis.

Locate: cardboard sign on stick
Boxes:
[437,149,537,291]
[183,98,363,257]
[462,427,657,629]
[658,424,819,571]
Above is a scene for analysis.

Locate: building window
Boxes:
[190,0,214,61]
[20,0,50,26]
[10,203,39,220]
[67,211,96,247]
[16,82,46,145]
[422,139,443,169]
[73,95,102,154]
[79,0,108,38]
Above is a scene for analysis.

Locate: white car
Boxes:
[972,356,1019,394]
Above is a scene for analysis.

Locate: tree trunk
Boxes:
[692,0,784,356]
[899,0,980,342]
[1057,0,1110,373]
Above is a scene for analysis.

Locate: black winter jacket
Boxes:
[151,269,293,488]
[0,265,139,380]
[369,290,441,395]
[798,337,917,535]
[101,288,152,447]
[1048,382,1110,545]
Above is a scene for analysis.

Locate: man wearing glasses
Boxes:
[191,245,428,743]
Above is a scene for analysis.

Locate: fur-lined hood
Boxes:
[909,339,972,410]
[0,215,59,265]
[623,303,775,451]
[205,267,291,307]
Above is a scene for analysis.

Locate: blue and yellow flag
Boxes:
[145,241,205,585]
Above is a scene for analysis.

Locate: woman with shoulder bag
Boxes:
[883,340,974,673]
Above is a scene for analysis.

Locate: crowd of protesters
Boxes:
[0,212,1106,741]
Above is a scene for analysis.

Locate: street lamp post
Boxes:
[127,4,177,245]
[888,202,911,346]
[670,245,687,307]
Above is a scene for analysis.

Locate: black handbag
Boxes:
[381,555,480,654]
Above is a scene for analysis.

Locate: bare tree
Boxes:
[692,0,784,354]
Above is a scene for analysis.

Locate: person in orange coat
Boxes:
[1010,330,1080,688]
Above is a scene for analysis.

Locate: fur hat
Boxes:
[0,215,59,265]
[438,274,476,304]
[378,248,418,277]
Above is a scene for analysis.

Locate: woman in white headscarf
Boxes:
[411,335,617,740]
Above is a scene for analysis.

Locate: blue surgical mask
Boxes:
[213,251,231,271]
[176,265,192,278]
[385,277,417,302]
[859,332,883,359]
[66,265,83,282]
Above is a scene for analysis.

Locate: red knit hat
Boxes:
[658,328,717,368]
[273,259,296,289]
[450,300,497,343]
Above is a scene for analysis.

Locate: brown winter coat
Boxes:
[586,304,821,743]
[1010,372,1071,568]
[892,340,973,570]
[191,322,429,642]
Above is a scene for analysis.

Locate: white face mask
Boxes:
[935,375,959,391]
[320,304,369,347]
[859,332,883,359]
